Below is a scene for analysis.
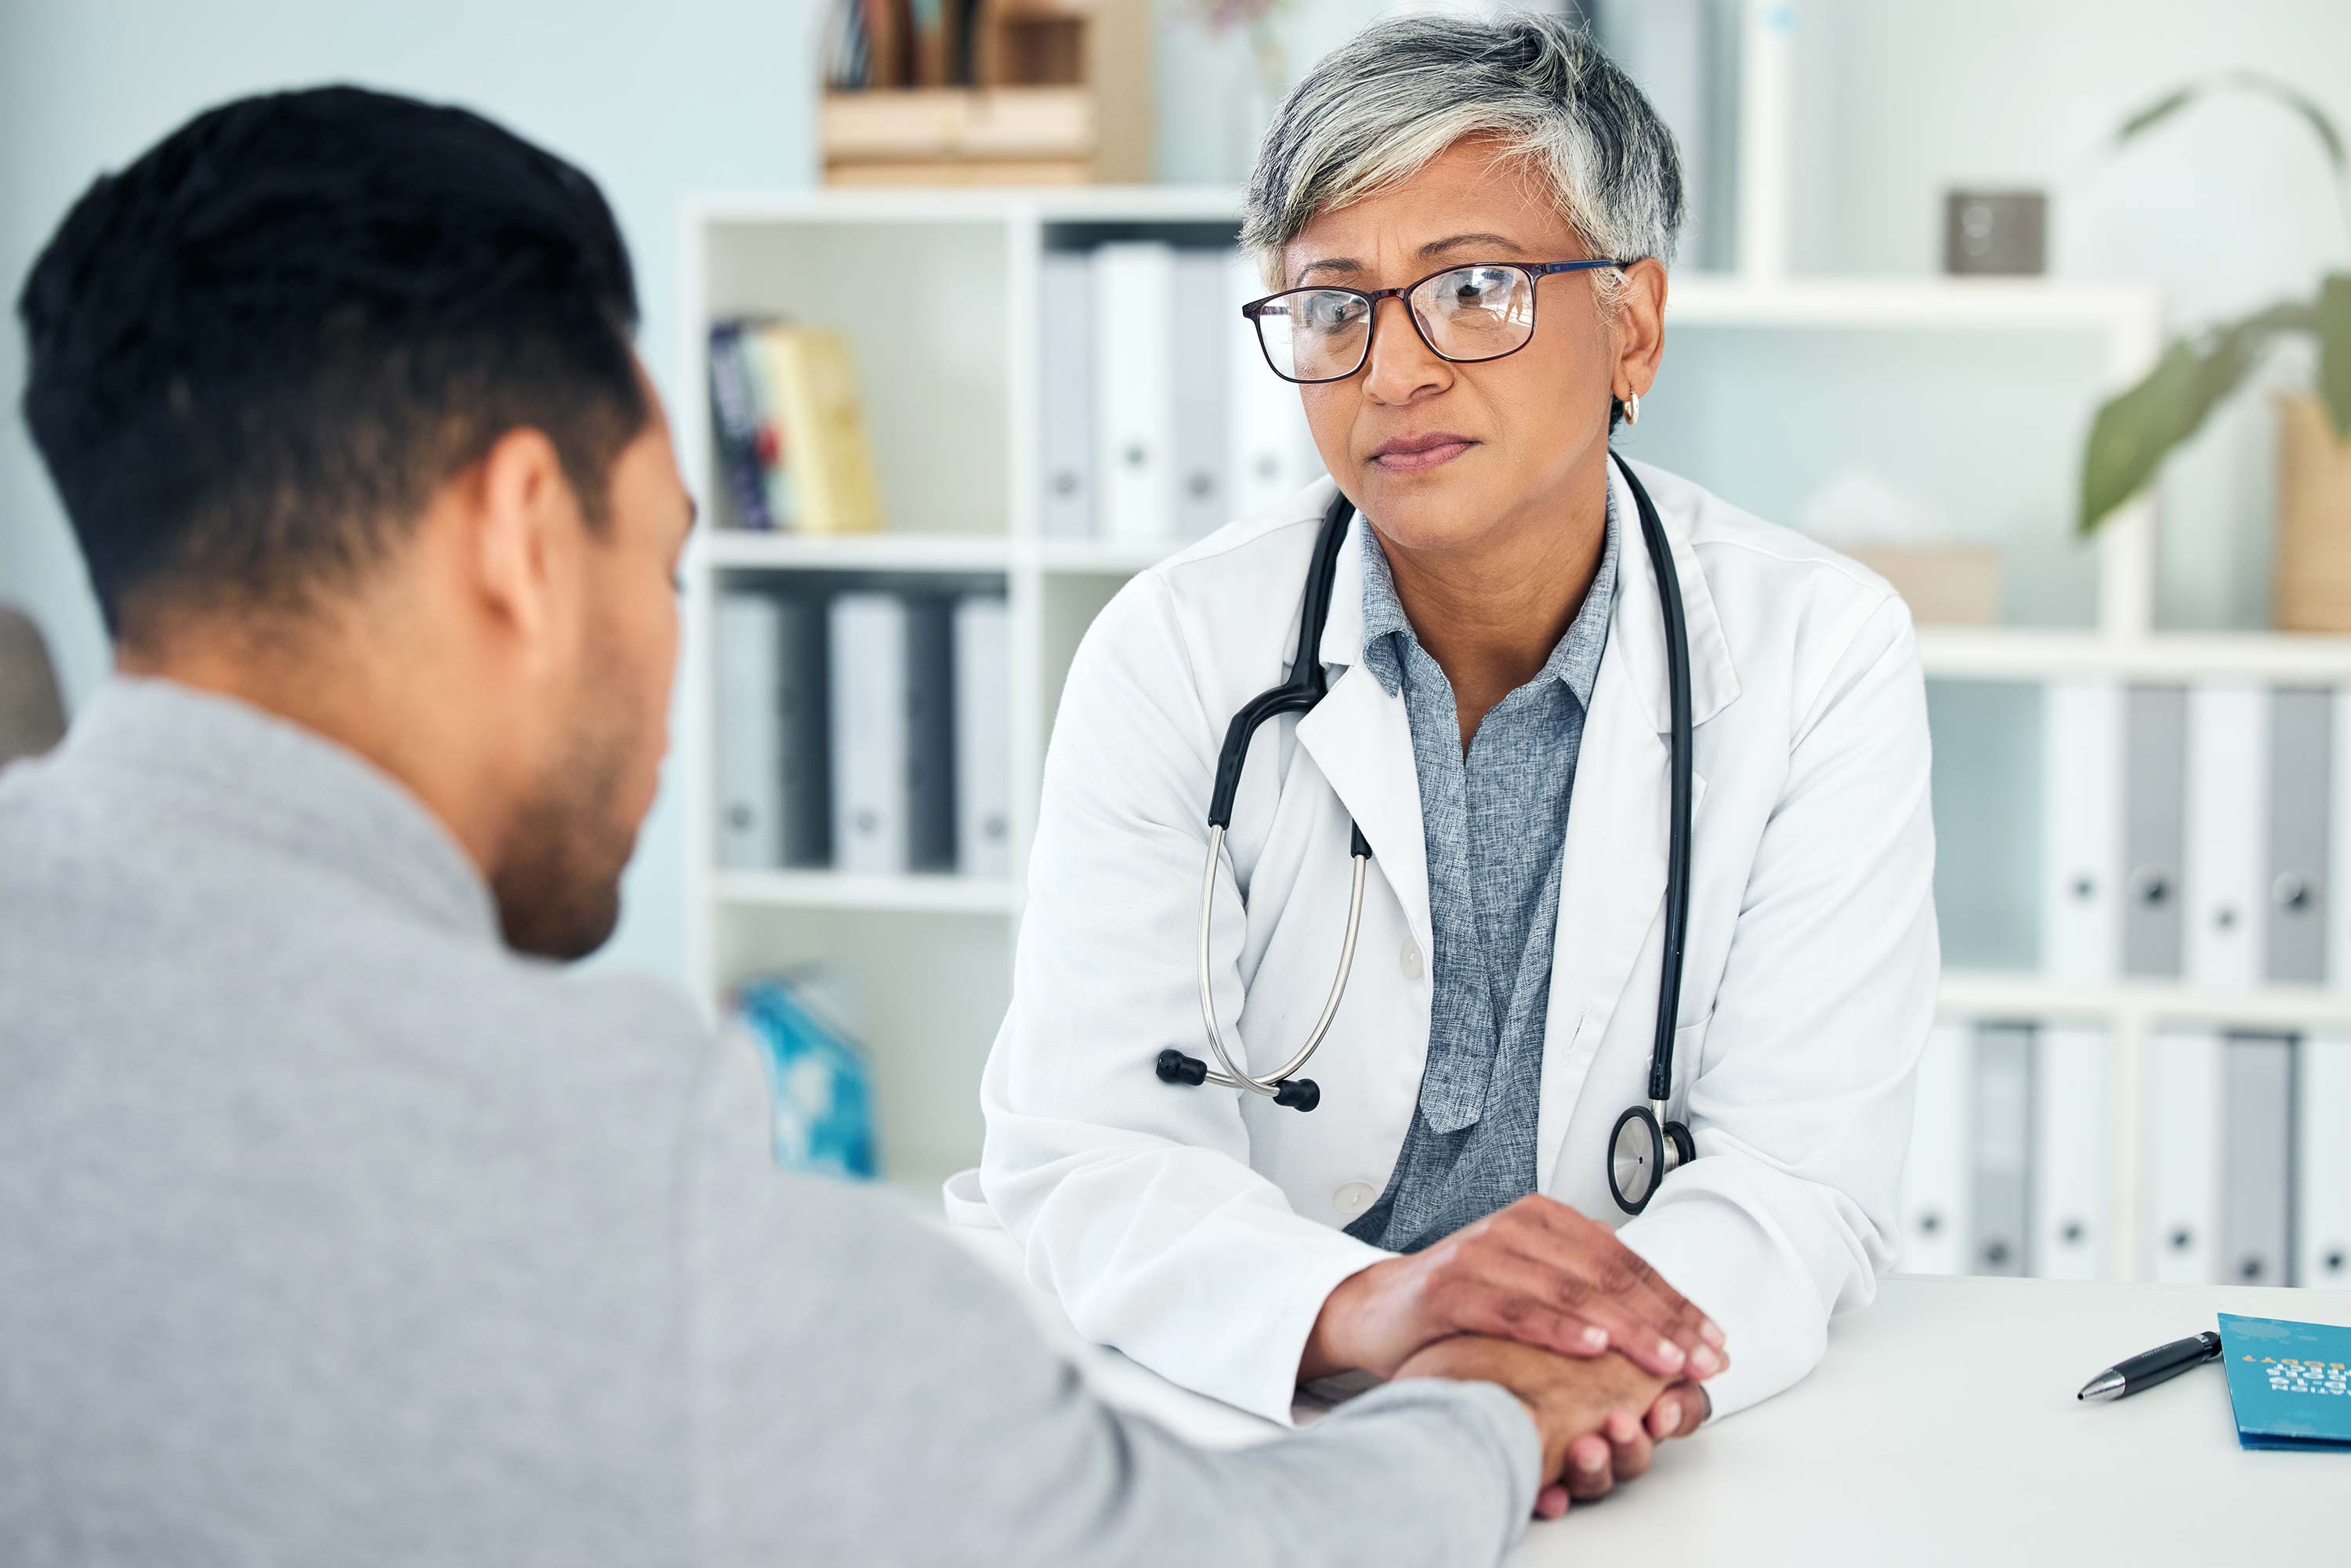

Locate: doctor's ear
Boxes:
[1607,258,1668,403]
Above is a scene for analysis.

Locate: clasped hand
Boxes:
[1303,1193,1727,1513]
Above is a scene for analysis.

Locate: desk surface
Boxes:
[944,1226,2348,1565]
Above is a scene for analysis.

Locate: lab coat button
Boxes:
[1334,1181,1376,1215]
[1399,941,1423,980]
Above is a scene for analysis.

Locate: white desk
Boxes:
[944,1226,2348,1564]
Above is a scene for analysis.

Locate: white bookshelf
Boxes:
[676,187,2346,1250]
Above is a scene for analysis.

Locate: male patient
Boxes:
[0,88,1689,1566]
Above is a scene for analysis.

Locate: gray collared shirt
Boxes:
[1345,492,1619,1254]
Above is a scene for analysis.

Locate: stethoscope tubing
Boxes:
[1170,451,1694,1209]
[1193,824,1369,1095]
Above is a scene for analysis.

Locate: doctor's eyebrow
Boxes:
[1291,232,1535,286]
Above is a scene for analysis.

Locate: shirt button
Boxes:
[1334,1181,1376,1215]
[1399,940,1424,980]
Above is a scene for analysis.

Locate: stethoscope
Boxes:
[1154,449,1697,1216]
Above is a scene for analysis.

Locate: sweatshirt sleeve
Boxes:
[680,1032,1542,1568]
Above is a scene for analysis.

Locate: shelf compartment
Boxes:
[714,868,1020,914]
[703,531,1012,573]
[1940,971,2351,1029]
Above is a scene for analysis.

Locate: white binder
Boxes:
[1171,250,1231,541]
[715,592,783,870]
[2029,1024,2106,1280]
[1896,1019,1970,1276]
[1969,1023,2033,1277]
[2332,689,2351,987]
[2183,682,2268,988]
[1226,251,1320,518]
[953,595,1013,878]
[829,592,911,874]
[2041,681,2124,979]
[2146,1027,2223,1285]
[1038,250,1096,539]
[2298,1030,2351,1288]
[1092,241,1178,543]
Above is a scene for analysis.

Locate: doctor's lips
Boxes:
[1367,431,1477,473]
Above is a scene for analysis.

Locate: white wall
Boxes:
[0,0,824,983]
[1791,0,2351,632]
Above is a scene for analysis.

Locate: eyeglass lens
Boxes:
[1255,265,1538,382]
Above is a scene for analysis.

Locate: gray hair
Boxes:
[1241,11,1684,299]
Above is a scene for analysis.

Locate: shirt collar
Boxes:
[1358,482,1621,708]
[56,676,502,945]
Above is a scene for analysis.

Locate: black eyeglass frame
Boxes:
[1239,259,1635,385]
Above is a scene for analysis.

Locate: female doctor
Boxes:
[966,11,1938,1482]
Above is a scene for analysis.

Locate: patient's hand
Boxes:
[1394,1337,1675,1513]
[1300,1194,1725,1385]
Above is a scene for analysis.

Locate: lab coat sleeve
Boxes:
[1615,592,1939,1421]
[978,568,1393,1423]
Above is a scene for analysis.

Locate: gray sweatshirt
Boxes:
[0,679,1539,1567]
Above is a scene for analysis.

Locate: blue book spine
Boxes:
[707,321,774,532]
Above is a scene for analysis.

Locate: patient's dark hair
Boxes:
[16,85,647,639]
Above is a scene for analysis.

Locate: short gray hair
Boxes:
[1241,12,1684,294]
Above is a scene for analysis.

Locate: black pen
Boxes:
[2076,1331,2223,1401]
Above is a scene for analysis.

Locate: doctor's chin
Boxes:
[4,3,2347,1565]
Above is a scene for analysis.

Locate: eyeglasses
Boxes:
[1241,259,1631,385]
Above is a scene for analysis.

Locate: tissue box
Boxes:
[1845,546,2001,626]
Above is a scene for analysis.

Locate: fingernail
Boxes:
[1578,1447,1606,1472]
[1655,1398,1679,1432]
[1690,1344,1721,1375]
[1580,1325,1608,1350]
[1656,1337,1686,1371]
[1701,1320,1726,1349]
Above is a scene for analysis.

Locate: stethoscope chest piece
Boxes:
[1607,1102,1695,1216]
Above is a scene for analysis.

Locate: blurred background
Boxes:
[3,1,2347,1289]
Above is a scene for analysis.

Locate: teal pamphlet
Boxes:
[2216,1313,2351,1451]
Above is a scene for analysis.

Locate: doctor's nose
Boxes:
[1360,295,1452,407]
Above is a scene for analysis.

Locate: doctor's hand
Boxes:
[1299,1194,1726,1385]
[1393,1336,1672,1517]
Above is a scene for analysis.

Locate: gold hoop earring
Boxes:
[1622,390,1641,426]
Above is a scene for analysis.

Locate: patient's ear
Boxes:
[462,427,585,667]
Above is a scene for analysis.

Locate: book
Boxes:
[708,321,775,531]
[2217,1313,2351,1450]
[726,972,877,1179]
[756,324,884,535]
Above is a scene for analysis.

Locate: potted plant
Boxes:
[2078,72,2351,633]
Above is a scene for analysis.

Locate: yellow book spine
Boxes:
[763,326,883,535]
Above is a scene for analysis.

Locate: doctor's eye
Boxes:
[1300,290,1367,335]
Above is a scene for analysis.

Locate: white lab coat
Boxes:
[963,458,1939,1425]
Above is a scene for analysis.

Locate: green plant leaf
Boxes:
[2240,72,2349,181]
[2114,83,2202,146]
[2078,300,2318,534]
[2319,272,2351,440]
[2114,72,2346,176]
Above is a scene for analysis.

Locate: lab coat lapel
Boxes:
[1535,462,1727,1194]
[1292,513,1433,959]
